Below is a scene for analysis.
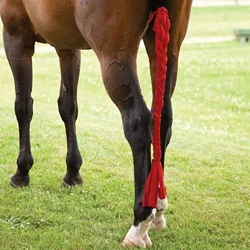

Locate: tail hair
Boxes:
[151,0,167,11]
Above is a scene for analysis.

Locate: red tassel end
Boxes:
[142,160,166,208]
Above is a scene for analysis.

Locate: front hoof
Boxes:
[10,174,30,188]
[62,173,83,187]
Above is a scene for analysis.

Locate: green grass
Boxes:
[187,6,250,38]
[0,6,250,250]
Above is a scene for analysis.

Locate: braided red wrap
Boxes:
[142,7,171,208]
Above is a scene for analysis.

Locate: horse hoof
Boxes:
[62,174,83,187]
[121,237,146,248]
[151,215,166,231]
[121,237,136,248]
[143,233,152,248]
[10,174,30,188]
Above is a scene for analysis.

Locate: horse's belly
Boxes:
[22,0,90,49]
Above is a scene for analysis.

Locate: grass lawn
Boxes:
[0,6,250,250]
[187,6,250,38]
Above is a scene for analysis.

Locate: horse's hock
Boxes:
[235,29,250,43]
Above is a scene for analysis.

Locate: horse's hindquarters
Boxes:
[75,0,150,58]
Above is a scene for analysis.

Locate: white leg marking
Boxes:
[121,209,156,248]
[151,198,168,231]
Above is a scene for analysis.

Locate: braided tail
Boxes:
[142,7,171,208]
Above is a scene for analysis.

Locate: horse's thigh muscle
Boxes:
[75,0,150,57]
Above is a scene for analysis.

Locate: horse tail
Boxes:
[142,4,171,208]
[151,0,167,11]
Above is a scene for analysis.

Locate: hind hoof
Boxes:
[143,233,152,248]
[62,173,83,187]
[122,219,154,249]
[121,237,146,248]
[10,174,30,188]
[151,215,166,231]
[121,235,152,248]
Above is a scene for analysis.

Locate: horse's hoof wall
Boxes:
[62,174,83,187]
[10,174,30,188]
[121,238,135,248]
[143,233,152,248]
[121,237,146,248]
[151,215,166,231]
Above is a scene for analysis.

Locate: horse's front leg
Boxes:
[2,21,35,187]
[56,49,83,186]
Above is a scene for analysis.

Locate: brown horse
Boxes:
[0,0,192,247]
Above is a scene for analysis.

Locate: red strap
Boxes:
[142,7,170,208]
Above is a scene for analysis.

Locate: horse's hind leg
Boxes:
[101,58,154,248]
[76,0,155,246]
[143,1,192,229]
[56,49,83,187]
[2,17,35,187]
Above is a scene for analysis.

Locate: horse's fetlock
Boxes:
[150,198,168,231]
[17,151,33,172]
[156,198,168,214]
[66,150,82,172]
[134,203,153,224]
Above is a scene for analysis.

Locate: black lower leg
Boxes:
[122,106,153,225]
[3,28,35,187]
[12,97,34,186]
[56,49,82,186]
